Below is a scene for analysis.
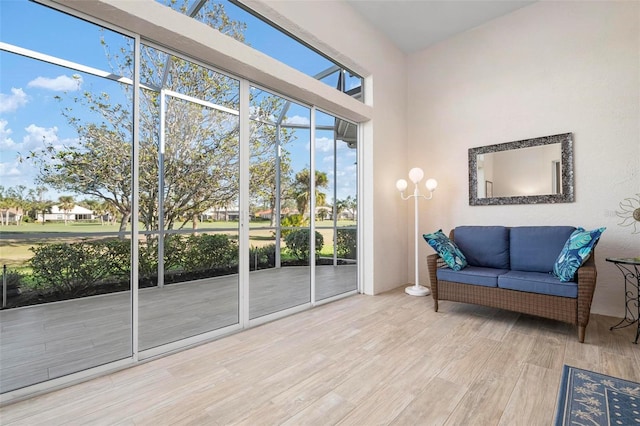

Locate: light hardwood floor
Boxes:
[1,287,638,425]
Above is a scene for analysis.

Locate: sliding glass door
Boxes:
[248,87,312,320]
[137,45,241,351]
[0,2,358,397]
[315,111,358,301]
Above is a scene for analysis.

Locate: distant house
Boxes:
[40,205,95,222]
[200,207,240,222]
[254,208,298,220]
[0,208,23,225]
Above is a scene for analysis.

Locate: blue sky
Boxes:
[0,0,356,204]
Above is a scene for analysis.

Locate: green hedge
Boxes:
[28,234,239,295]
[336,228,357,260]
[284,229,323,261]
[30,240,129,296]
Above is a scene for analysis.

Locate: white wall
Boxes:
[407,1,640,317]
[249,0,411,294]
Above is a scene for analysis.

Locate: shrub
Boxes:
[336,228,357,259]
[1,268,24,294]
[249,244,276,269]
[181,234,238,271]
[280,214,307,238]
[100,239,131,277]
[138,236,159,278]
[284,229,323,261]
[30,241,111,296]
[28,238,134,297]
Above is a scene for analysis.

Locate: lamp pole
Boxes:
[396,167,438,297]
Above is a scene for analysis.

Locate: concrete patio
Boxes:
[0,265,356,393]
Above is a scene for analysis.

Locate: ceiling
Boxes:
[346,0,537,54]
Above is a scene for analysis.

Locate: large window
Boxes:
[156,0,364,101]
[0,1,134,393]
[0,0,359,397]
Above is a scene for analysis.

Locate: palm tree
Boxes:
[291,168,328,218]
[336,195,357,220]
[58,195,75,225]
[84,199,106,225]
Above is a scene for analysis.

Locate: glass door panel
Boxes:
[248,87,311,319]
[315,112,358,301]
[138,47,240,350]
[0,2,134,392]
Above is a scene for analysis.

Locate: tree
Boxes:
[0,186,13,226]
[249,127,294,227]
[25,186,52,225]
[26,0,294,235]
[290,168,328,218]
[83,199,107,225]
[58,195,75,225]
[0,185,29,226]
[336,195,357,220]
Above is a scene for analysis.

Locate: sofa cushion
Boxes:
[510,226,575,273]
[423,230,468,271]
[454,226,510,269]
[498,270,578,298]
[437,266,508,288]
[553,227,605,282]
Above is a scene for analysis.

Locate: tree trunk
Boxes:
[118,212,130,237]
[191,213,199,231]
[269,197,277,227]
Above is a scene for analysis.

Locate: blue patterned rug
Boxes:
[555,365,640,425]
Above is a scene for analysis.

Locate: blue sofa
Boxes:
[426,226,598,342]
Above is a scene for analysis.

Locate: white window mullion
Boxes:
[157,90,166,288]
[239,79,251,328]
[131,34,141,361]
[310,107,316,305]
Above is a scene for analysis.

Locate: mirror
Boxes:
[469,133,574,205]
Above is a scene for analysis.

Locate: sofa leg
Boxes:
[578,326,586,343]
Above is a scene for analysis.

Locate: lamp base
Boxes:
[405,285,431,297]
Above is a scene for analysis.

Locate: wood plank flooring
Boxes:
[1,286,638,425]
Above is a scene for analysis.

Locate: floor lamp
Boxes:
[396,167,438,297]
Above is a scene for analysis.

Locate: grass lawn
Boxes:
[1,219,355,234]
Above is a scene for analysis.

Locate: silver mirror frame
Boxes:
[469,133,574,206]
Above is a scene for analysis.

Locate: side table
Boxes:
[606,257,640,344]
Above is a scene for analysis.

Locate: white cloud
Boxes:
[23,124,60,147]
[283,115,310,126]
[0,88,28,113]
[0,120,16,149]
[0,161,21,177]
[20,124,78,151]
[27,74,83,92]
[315,137,333,153]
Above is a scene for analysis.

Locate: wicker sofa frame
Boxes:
[426,229,598,343]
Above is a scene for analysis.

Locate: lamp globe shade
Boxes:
[396,179,408,192]
[425,178,438,192]
[408,167,424,184]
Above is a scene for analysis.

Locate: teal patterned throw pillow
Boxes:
[423,230,468,271]
[553,227,605,282]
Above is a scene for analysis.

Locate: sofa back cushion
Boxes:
[453,226,510,269]
[510,226,575,273]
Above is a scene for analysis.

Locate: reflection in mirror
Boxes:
[469,133,574,205]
